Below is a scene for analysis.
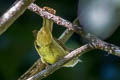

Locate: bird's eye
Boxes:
[35,42,41,49]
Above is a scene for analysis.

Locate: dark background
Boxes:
[0,0,120,80]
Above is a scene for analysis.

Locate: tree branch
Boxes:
[58,28,73,43]
[28,3,82,34]
[58,18,79,43]
[0,0,36,35]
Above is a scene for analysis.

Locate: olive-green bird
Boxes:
[34,7,80,67]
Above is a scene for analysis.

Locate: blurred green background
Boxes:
[0,0,120,80]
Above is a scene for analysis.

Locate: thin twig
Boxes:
[0,0,36,35]
[28,3,83,34]
[91,39,120,56]
[58,29,73,43]
[58,18,79,43]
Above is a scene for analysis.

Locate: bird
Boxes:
[34,7,80,67]
[78,0,120,40]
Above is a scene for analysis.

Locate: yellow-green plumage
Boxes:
[34,7,79,67]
